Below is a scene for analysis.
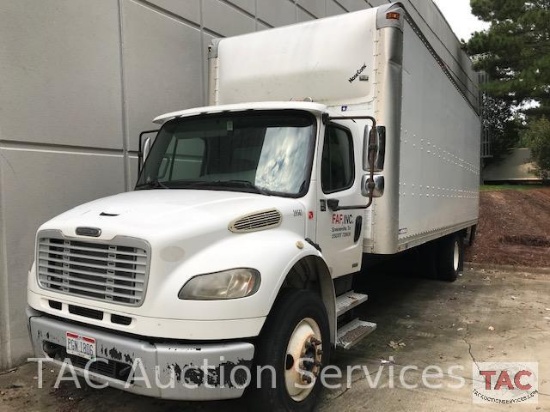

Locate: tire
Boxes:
[252,289,331,412]
[414,242,438,279]
[437,233,464,282]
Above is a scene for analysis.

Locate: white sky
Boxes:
[432,0,490,41]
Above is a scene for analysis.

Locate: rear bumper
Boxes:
[27,307,255,400]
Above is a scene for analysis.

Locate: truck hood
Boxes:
[39,189,306,242]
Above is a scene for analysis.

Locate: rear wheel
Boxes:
[253,289,330,411]
[415,242,438,279]
[437,233,464,282]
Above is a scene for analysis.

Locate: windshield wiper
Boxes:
[170,179,271,195]
[137,179,271,195]
[135,179,169,190]
[222,180,271,196]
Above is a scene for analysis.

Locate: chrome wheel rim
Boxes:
[284,317,323,401]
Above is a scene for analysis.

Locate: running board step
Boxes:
[336,318,377,350]
[336,291,369,317]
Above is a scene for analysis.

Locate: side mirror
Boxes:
[361,175,384,198]
[362,125,386,172]
[138,129,159,175]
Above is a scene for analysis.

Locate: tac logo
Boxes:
[473,362,538,404]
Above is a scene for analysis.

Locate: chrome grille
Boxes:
[229,209,282,233]
[37,232,149,306]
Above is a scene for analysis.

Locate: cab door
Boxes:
[315,122,365,278]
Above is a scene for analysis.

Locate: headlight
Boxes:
[178,268,261,300]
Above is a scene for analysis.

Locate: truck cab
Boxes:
[28,101,380,408]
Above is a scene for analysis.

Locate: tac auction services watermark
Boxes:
[473,362,539,404]
[27,357,540,406]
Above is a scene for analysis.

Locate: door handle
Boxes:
[354,216,363,243]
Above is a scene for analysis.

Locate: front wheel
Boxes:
[252,289,331,412]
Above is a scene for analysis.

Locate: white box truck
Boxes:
[27,3,480,410]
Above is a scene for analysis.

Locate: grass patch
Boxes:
[480,184,541,192]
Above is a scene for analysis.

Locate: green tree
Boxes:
[481,94,520,164]
[523,117,550,180]
[467,0,550,115]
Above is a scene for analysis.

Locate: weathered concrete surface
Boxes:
[1,267,549,411]
[319,266,550,411]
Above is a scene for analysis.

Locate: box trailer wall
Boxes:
[386,19,480,252]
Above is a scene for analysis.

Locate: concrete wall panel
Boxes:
[202,0,256,37]
[296,0,326,18]
[0,148,125,365]
[297,7,315,22]
[257,0,296,27]
[226,0,256,15]
[0,0,124,149]
[337,0,369,12]
[123,0,204,151]
[327,0,347,16]
[147,0,201,24]
[256,19,272,31]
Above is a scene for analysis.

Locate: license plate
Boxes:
[66,332,96,360]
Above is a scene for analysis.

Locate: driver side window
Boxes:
[321,126,354,193]
[159,137,205,181]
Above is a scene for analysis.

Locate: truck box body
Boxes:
[27,3,481,407]
[209,5,480,254]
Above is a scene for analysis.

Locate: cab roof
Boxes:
[153,101,330,124]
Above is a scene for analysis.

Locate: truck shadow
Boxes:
[354,250,441,317]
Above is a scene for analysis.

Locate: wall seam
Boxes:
[117,0,132,191]
[330,0,348,13]
[256,17,273,28]
[295,3,318,20]
[254,0,259,30]
[200,0,206,105]
[333,0,349,12]
[0,151,12,368]
[217,0,256,19]
[132,0,225,37]
[136,0,202,30]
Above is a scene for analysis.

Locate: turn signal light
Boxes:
[386,12,401,20]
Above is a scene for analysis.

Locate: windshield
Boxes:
[136,111,316,197]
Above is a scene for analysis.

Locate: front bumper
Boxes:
[27,308,255,400]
